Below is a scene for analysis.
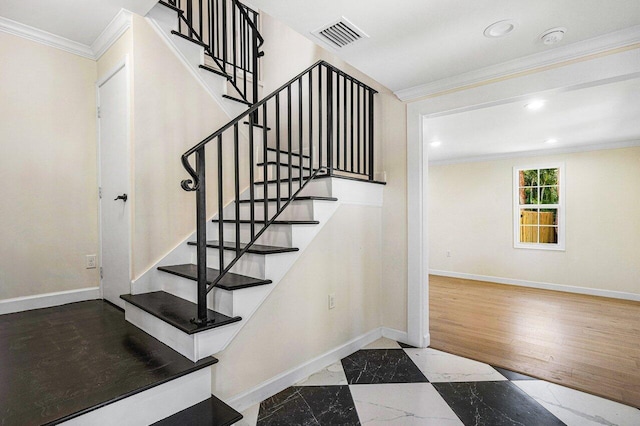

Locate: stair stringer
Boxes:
[145,3,248,120]
[128,178,383,361]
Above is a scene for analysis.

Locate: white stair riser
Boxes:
[260,163,305,180]
[265,150,310,167]
[247,178,332,199]
[211,222,293,247]
[223,199,315,221]
[206,247,266,279]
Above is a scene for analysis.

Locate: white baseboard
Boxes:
[0,287,101,315]
[430,270,640,302]
[381,327,409,344]
[226,327,384,412]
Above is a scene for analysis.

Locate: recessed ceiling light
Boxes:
[540,27,567,45]
[430,141,442,147]
[545,138,558,144]
[484,20,517,38]
[525,99,546,111]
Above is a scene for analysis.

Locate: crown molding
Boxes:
[429,139,640,166]
[0,15,94,59]
[396,25,640,102]
[91,9,132,60]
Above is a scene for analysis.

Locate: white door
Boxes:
[98,62,131,309]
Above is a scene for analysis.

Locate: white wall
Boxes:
[429,146,640,297]
[0,32,99,300]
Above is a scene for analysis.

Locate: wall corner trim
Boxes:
[0,15,95,59]
[225,327,413,412]
[0,287,101,315]
[92,9,133,60]
[430,270,640,302]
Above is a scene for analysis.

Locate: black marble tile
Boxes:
[257,386,360,425]
[341,349,428,384]
[433,381,565,426]
[153,395,242,426]
[0,301,216,426]
[492,366,538,381]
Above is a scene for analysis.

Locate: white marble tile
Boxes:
[350,383,463,425]
[295,361,348,386]
[514,380,640,426]
[234,403,259,426]
[363,337,402,349]
[404,348,507,382]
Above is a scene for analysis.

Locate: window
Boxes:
[513,164,565,250]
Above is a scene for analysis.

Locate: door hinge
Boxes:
[97,106,101,119]
[98,187,103,199]
[100,267,103,280]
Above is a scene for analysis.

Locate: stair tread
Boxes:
[170,30,208,48]
[199,64,232,80]
[120,292,241,335]
[222,94,252,106]
[212,219,319,225]
[158,264,272,290]
[257,161,312,169]
[254,173,386,186]
[187,240,299,254]
[152,395,242,426]
[236,196,338,203]
[158,0,183,14]
[266,147,310,158]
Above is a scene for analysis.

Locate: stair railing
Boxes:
[181,60,378,324]
[164,0,264,105]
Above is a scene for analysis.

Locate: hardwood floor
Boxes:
[429,275,640,408]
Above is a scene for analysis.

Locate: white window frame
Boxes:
[513,163,565,251]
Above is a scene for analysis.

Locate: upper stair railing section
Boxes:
[162,0,264,105]
[180,60,378,325]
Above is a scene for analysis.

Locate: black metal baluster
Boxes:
[187,0,193,37]
[195,146,207,324]
[343,74,347,172]
[262,104,269,224]
[198,0,203,41]
[357,83,361,175]
[363,89,368,177]
[336,73,340,171]
[232,4,237,89]
[276,94,281,211]
[248,115,255,240]
[234,124,240,255]
[350,79,354,173]
[178,0,182,34]
[368,89,374,181]
[308,70,313,178]
[217,135,224,274]
[318,66,323,170]
[287,85,292,198]
[326,67,333,176]
[222,0,227,69]
[298,78,303,188]
[209,0,213,53]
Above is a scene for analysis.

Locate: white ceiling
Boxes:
[247,0,640,94]
[0,0,157,46]
[424,77,640,163]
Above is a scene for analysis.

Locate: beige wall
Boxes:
[260,13,409,331]
[213,204,382,399]
[0,32,98,299]
[429,146,640,295]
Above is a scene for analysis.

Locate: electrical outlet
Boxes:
[446,250,451,258]
[86,255,97,269]
[328,293,336,310]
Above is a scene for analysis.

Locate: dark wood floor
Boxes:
[0,301,216,426]
[430,275,640,408]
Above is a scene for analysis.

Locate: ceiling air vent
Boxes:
[312,17,369,49]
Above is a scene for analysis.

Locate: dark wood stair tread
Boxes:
[120,292,241,335]
[254,173,386,186]
[212,219,319,225]
[222,94,252,105]
[158,263,272,290]
[152,395,242,426]
[158,1,183,14]
[187,240,298,254]
[236,196,338,203]
[257,161,312,170]
[199,64,231,80]
[266,147,310,158]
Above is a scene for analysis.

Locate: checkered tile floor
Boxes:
[236,338,640,425]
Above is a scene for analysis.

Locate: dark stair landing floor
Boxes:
[0,300,216,426]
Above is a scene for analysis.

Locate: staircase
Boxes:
[116,0,384,423]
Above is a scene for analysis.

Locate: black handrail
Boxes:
[180,60,378,324]
[164,0,263,105]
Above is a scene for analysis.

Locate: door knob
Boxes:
[114,194,128,202]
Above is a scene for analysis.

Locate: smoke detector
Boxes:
[312,17,369,49]
[540,27,567,45]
